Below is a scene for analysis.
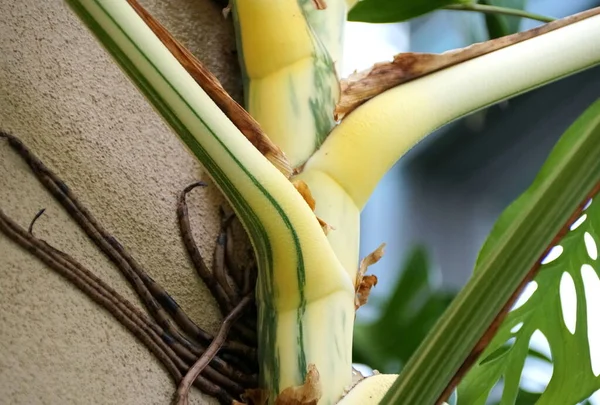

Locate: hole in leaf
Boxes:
[521,355,553,394]
[541,245,563,265]
[570,214,587,231]
[582,264,600,376]
[586,388,600,404]
[446,390,458,405]
[529,330,552,361]
[585,232,598,261]
[485,377,504,405]
[584,198,593,211]
[511,322,524,334]
[559,272,577,334]
[479,338,515,366]
[511,281,538,312]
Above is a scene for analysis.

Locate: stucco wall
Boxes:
[0,1,241,403]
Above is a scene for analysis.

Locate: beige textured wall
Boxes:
[0,1,241,403]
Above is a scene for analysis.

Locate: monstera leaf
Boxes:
[457,109,600,403]
[383,99,600,404]
[348,0,467,23]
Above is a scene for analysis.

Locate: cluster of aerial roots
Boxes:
[0,131,259,405]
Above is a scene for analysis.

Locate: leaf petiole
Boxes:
[444,3,555,23]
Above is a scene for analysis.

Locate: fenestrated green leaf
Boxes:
[458,143,600,402]
[480,0,526,38]
[348,0,466,23]
[381,99,600,405]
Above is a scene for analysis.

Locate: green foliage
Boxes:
[458,143,600,402]
[348,0,545,37]
[382,99,600,404]
[353,246,455,373]
[480,0,526,38]
[347,0,467,23]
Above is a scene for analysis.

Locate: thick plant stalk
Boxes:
[231,0,356,278]
[56,1,600,405]
[298,0,348,75]
[231,0,341,168]
[63,1,354,404]
[335,9,596,120]
[304,10,600,209]
[295,9,600,285]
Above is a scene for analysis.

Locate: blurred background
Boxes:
[341,0,600,403]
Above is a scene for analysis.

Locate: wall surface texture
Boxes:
[0,1,241,403]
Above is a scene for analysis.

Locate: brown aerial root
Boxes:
[172,294,254,405]
[335,7,600,120]
[0,130,259,404]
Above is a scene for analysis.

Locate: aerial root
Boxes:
[0,130,259,404]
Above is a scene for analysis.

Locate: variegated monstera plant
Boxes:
[5,0,600,404]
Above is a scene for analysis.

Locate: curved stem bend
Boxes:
[304,10,600,209]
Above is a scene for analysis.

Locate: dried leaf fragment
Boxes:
[355,243,385,310]
[357,243,385,282]
[356,274,378,310]
[292,180,334,235]
[275,364,322,405]
[335,7,600,120]
[292,180,317,211]
[312,0,327,10]
[317,217,334,235]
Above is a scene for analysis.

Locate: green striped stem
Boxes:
[63,1,355,403]
[231,0,341,168]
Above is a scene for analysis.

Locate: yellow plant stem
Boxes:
[232,0,341,168]
[306,13,600,210]
[292,169,360,281]
[295,13,600,287]
[64,1,355,404]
